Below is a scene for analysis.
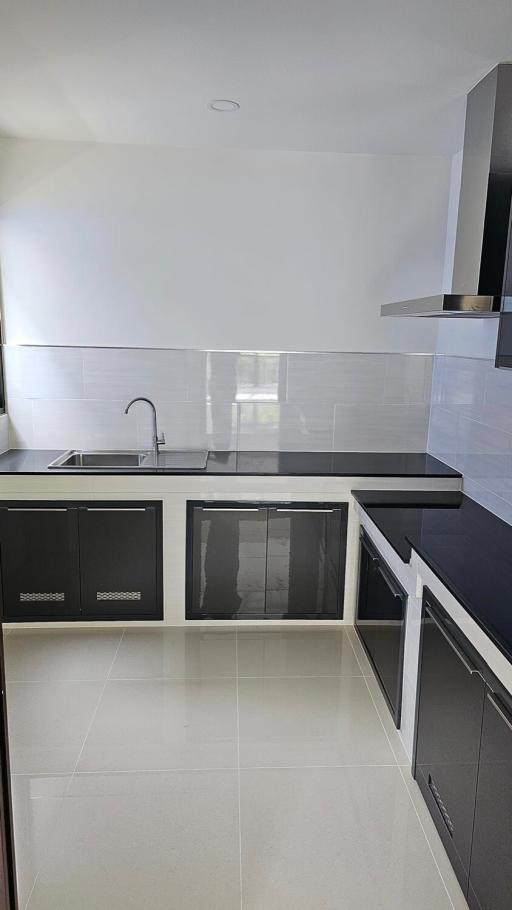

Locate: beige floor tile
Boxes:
[78,678,238,771]
[238,676,396,767]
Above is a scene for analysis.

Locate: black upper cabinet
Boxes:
[78,505,162,620]
[0,501,162,622]
[356,531,407,726]
[0,505,80,621]
[468,682,512,910]
[186,501,347,620]
[414,590,486,895]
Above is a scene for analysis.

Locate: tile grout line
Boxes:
[24,628,127,910]
[235,629,243,910]
[11,762,406,779]
[67,628,127,784]
[7,673,368,684]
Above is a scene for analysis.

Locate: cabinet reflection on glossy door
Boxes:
[0,501,163,622]
[186,501,348,621]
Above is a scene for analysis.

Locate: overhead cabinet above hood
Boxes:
[382,64,512,319]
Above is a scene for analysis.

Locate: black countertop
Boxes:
[354,490,512,665]
[0,449,461,477]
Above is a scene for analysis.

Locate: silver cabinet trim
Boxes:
[487,691,512,732]
[426,603,483,678]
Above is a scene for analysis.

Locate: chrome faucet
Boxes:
[124,397,165,464]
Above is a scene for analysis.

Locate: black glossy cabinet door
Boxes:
[189,505,268,619]
[414,591,485,894]
[266,507,344,619]
[186,502,346,620]
[356,532,407,726]
[0,505,80,621]
[78,505,162,620]
[468,685,512,910]
[188,503,251,621]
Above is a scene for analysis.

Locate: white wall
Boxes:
[0,138,449,353]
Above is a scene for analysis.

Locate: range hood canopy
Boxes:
[382,64,512,318]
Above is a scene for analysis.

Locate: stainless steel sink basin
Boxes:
[47,449,209,471]
[48,450,150,469]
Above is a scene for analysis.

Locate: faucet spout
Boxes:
[124,397,165,463]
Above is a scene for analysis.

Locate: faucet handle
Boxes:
[157,432,166,446]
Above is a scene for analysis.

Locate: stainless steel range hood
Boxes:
[382,64,512,318]
[381,294,502,317]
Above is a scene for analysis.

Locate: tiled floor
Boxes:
[3,627,469,910]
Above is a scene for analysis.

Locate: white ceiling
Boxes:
[0,0,511,155]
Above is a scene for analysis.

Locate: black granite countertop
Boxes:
[0,449,461,477]
[354,490,512,664]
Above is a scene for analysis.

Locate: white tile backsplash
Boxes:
[333,404,430,452]
[277,402,336,451]
[4,346,84,400]
[428,355,512,523]
[32,399,139,450]
[83,347,189,402]
[135,401,227,451]
[7,398,35,448]
[4,345,434,453]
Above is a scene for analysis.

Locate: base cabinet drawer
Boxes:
[0,501,163,622]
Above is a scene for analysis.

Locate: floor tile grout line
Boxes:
[235,629,243,910]
[68,627,127,782]
[397,765,457,910]
[11,762,408,778]
[8,673,368,684]
[23,628,126,910]
[237,673,366,679]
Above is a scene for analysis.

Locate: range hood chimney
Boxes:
[382,63,512,318]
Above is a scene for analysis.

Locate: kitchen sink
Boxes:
[47,450,209,471]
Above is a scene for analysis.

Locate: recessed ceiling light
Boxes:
[208,99,240,112]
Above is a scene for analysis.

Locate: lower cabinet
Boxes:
[78,505,162,620]
[356,531,407,726]
[414,590,485,893]
[0,501,163,622]
[0,506,80,621]
[414,588,512,907]
[186,501,347,620]
[468,682,512,910]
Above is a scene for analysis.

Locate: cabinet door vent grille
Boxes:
[428,775,454,837]
[19,592,65,602]
[97,591,142,601]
